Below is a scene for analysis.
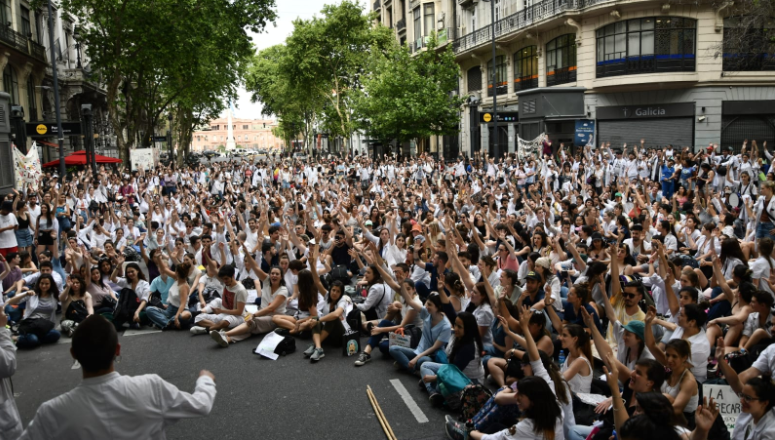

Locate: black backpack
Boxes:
[114,287,141,327]
[273,336,296,356]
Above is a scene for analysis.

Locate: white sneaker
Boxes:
[211,330,229,348]
[189,326,208,335]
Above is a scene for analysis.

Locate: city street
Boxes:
[12,328,448,440]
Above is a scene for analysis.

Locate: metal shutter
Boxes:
[598,118,694,149]
[720,115,775,154]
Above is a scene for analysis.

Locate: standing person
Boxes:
[14,200,33,257]
[17,315,217,439]
[0,200,18,257]
[0,307,22,439]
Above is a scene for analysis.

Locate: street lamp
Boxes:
[482,0,499,159]
[46,0,66,178]
[72,27,82,69]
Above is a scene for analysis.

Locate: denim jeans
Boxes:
[481,343,504,367]
[708,286,732,321]
[51,258,67,286]
[146,305,187,328]
[567,425,594,440]
[756,222,775,240]
[367,319,395,352]
[419,361,444,394]
[389,345,431,372]
[17,329,60,349]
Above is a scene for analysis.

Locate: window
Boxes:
[212,124,219,130]
[3,66,17,104]
[26,78,37,120]
[723,16,775,71]
[467,66,482,92]
[243,124,248,129]
[546,34,577,86]
[488,55,507,97]
[596,17,696,78]
[514,46,538,91]
[413,7,421,40]
[20,6,30,38]
[423,3,434,37]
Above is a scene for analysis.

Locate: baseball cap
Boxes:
[615,192,623,198]
[525,271,543,282]
[623,320,645,341]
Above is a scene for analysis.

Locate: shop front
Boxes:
[596,102,695,149]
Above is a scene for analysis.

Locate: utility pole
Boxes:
[81,104,97,178]
[167,113,173,168]
[490,0,498,159]
[47,0,66,178]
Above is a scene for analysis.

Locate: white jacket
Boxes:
[19,372,216,440]
[0,328,22,440]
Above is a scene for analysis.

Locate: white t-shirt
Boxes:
[669,326,710,382]
[750,256,775,296]
[752,343,775,375]
[115,277,151,302]
[259,282,288,315]
[0,213,18,248]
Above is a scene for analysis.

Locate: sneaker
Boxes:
[445,415,457,425]
[210,330,229,348]
[310,347,325,362]
[128,323,140,330]
[190,326,208,335]
[429,392,445,407]
[354,352,371,366]
[445,419,470,440]
[303,345,316,358]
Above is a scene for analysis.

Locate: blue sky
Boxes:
[230,0,333,120]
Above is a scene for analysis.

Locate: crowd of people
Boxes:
[1,139,774,439]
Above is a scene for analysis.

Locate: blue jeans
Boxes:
[51,257,67,285]
[482,344,505,367]
[389,345,431,372]
[662,181,674,200]
[367,320,395,353]
[420,361,444,394]
[145,305,187,328]
[17,329,60,349]
[756,222,775,239]
[708,286,732,321]
[567,425,594,440]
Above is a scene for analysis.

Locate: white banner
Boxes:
[13,143,42,191]
[703,384,741,431]
[517,132,545,160]
[130,148,156,171]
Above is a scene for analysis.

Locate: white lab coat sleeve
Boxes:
[156,374,217,419]
[0,328,22,440]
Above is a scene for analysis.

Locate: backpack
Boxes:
[65,300,89,323]
[459,384,493,421]
[274,336,296,356]
[437,364,472,410]
[114,287,141,327]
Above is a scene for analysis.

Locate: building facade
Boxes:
[378,0,775,156]
[0,1,111,161]
[191,116,283,152]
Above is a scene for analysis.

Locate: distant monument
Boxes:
[225,103,236,151]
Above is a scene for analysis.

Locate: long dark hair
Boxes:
[366,264,383,288]
[90,266,108,289]
[297,269,318,311]
[747,377,775,412]
[124,262,147,282]
[620,393,685,440]
[35,273,59,297]
[521,349,569,405]
[564,323,593,368]
[720,238,747,264]
[517,376,563,439]
[68,274,86,297]
[450,312,483,364]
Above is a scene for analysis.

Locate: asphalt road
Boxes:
[12,328,449,440]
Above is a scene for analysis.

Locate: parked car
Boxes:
[292,152,307,161]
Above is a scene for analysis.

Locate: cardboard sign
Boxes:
[388,332,412,348]
[703,384,741,431]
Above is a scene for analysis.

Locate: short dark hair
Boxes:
[72,315,118,372]
[217,264,236,279]
[39,261,53,270]
[288,260,305,271]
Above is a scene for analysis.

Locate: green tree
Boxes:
[60,0,276,164]
[357,35,464,154]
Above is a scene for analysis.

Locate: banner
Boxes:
[130,148,156,171]
[517,133,545,160]
[13,143,42,191]
[703,384,741,431]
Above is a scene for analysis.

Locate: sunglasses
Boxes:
[622,292,639,299]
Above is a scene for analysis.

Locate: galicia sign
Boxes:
[597,102,695,120]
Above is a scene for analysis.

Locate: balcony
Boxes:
[546,66,576,86]
[514,75,538,91]
[487,82,508,97]
[397,18,406,32]
[597,54,696,78]
[723,53,775,72]
[453,0,614,54]
[0,26,47,63]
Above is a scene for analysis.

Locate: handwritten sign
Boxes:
[703,384,741,431]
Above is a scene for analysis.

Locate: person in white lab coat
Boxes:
[0,307,22,440]
[18,314,217,440]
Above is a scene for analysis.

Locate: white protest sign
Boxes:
[703,384,741,431]
[130,148,156,171]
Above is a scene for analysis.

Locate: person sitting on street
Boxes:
[190,264,247,335]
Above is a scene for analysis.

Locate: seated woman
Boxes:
[545,296,593,395]
[486,306,554,388]
[271,269,321,336]
[355,260,421,366]
[387,287,451,374]
[110,256,151,329]
[58,274,94,337]
[645,309,699,428]
[738,290,774,352]
[420,311,485,406]
[7,274,61,349]
[85,266,117,316]
[559,282,601,332]
[145,261,193,330]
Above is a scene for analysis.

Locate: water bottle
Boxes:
[558,349,566,366]
[612,430,618,440]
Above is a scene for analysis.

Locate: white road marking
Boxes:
[389,378,429,424]
[123,329,162,337]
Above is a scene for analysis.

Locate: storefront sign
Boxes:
[596,103,695,120]
[575,119,595,146]
[479,112,519,124]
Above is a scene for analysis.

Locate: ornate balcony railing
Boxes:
[0,26,47,63]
